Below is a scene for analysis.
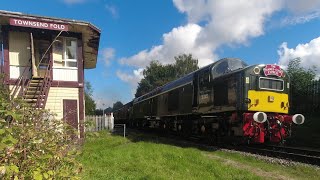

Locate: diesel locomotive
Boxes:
[114,58,305,144]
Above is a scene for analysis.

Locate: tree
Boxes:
[84,81,96,115]
[135,61,176,97]
[0,75,80,179]
[113,101,123,111]
[174,54,199,78]
[95,107,112,115]
[286,58,316,113]
[135,79,153,98]
[135,54,199,97]
[104,107,113,114]
[287,58,316,95]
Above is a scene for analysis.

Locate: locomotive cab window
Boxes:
[259,77,284,91]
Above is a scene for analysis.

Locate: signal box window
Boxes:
[53,37,77,68]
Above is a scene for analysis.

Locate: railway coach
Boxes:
[114,58,305,144]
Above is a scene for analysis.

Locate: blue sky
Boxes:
[2,1,320,108]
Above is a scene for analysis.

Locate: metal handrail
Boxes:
[10,31,62,108]
[35,61,52,109]
[11,63,31,99]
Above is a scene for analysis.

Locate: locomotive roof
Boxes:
[133,58,247,104]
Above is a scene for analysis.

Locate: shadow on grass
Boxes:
[111,127,220,152]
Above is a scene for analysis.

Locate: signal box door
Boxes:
[63,99,78,130]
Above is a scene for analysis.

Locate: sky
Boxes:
[2,0,320,108]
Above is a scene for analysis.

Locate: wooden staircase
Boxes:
[24,77,47,108]
[10,34,54,109]
[11,64,52,109]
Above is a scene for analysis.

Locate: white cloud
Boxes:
[284,0,320,14]
[119,24,215,68]
[278,37,320,72]
[281,11,320,25]
[120,1,283,70]
[280,0,320,25]
[116,69,143,87]
[118,1,282,93]
[62,0,86,5]
[178,1,282,46]
[101,48,115,66]
[117,0,320,96]
[173,0,209,23]
[116,69,144,97]
[106,4,118,18]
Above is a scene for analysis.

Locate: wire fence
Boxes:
[292,80,320,116]
[113,124,126,137]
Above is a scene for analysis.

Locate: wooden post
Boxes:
[30,33,37,77]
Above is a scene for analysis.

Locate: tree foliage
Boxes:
[95,107,113,115]
[0,75,81,179]
[135,54,199,97]
[286,58,317,113]
[174,54,199,78]
[287,58,316,95]
[85,81,96,115]
[113,101,124,111]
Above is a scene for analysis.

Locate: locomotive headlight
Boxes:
[292,114,305,125]
[253,66,260,74]
[253,112,267,123]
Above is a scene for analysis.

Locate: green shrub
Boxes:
[0,76,81,179]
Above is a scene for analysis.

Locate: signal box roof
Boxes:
[0,10,101,69]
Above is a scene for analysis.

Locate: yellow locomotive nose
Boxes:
[247,90,289,114]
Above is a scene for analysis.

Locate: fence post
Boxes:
[106,114,110,130]
[95,116,98,131]
[100,116,102,131]
[85,115,118,132]
[124,124,126,137]
[111,113,114,131]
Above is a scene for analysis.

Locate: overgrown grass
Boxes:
[78,131,319,179]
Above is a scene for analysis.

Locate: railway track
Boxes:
[120,128,320,166]
[234,145,320,166]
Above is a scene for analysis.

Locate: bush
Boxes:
[0,76,81,179]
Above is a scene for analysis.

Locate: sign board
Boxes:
[10,18,68,31]
[263,64,284,77]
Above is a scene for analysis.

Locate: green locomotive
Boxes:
[114,58,304,144]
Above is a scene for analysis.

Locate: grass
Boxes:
[214,151,320,180]
[78,131,320,180]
